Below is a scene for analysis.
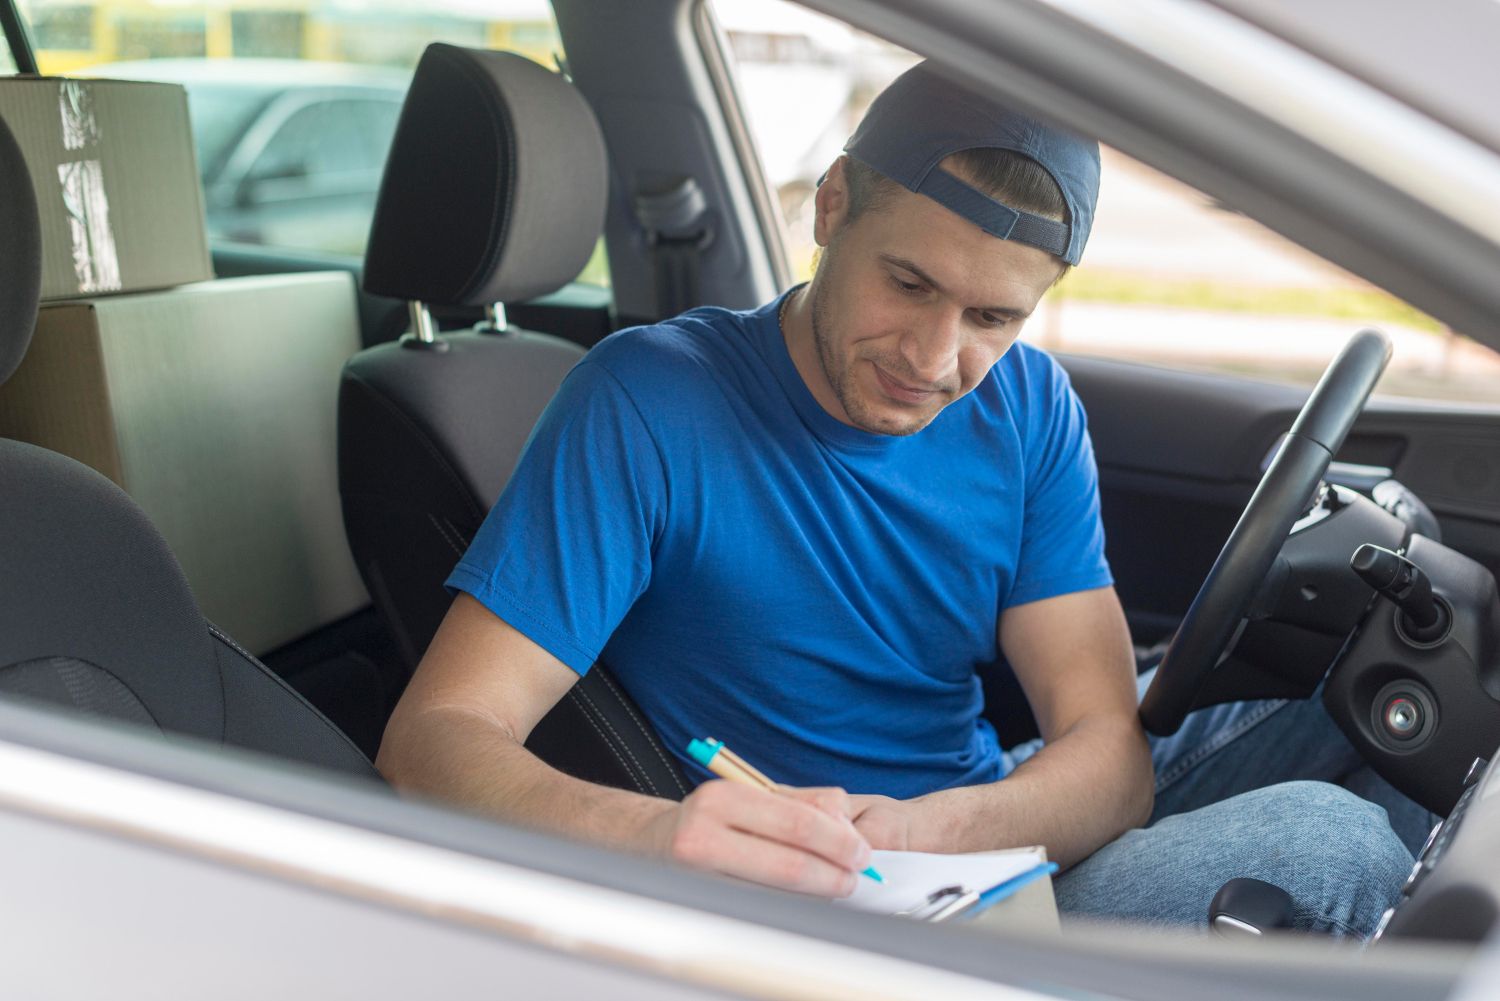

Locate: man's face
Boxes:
[800,159,1064,437]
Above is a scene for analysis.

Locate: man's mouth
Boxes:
[872,364,940,405]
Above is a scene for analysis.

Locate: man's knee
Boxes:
[1227,781,1411,937]
[1054,779,1410,938]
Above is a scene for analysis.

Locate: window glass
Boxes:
[711,0,1500,404]
[26,3,95,57]
[229,11,305,60]
[15,0,609,287]
[251,99,398,181]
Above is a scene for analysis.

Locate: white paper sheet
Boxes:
[834,847,1047,917]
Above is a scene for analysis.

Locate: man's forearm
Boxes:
[378,703,878,898]
[909,715,1153,868]
[377,704,675,852]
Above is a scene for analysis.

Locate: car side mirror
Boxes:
[236,160,311,207]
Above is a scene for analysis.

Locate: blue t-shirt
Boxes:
[446,293,1112,798]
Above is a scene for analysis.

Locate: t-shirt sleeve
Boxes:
[444,359,666,675]
[1004,360,1113,609]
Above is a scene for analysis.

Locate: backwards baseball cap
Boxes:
[843,62,1100,266]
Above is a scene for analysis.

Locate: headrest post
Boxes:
[408,300,437,343]
[399,300,448,352]
[478,302,509,336]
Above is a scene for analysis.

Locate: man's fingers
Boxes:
[781,785,867,845]
[721,783,871,870]
[686,781,871,876]
[692,825,861,898]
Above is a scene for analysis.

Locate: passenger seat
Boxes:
[0,114,376,779]
[339,44,689,798]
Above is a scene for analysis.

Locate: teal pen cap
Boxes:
[686,738,722,769]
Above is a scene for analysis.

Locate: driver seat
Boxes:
[0,115,374,778]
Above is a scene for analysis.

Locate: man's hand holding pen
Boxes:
[641,780,875,897]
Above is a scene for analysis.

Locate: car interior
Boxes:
[2,0,1500,994]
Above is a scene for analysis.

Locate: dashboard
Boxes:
[1380,745,1500,943]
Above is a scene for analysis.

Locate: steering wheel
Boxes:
[1139,329,1392,736]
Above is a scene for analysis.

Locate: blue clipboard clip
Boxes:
[955,861,1059,922]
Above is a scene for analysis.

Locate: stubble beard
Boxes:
[808,241,941,438]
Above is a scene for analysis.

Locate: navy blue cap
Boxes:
[843,63,1100,265]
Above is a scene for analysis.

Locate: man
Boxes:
[377,63,1415,936]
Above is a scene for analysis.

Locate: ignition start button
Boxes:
[1384,696,1423,739]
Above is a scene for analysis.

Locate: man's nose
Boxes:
[899,311,962,385]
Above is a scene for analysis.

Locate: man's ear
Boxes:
[813,156,852,248]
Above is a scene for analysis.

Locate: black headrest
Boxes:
[0,114,42,387]
[363,45,608,307]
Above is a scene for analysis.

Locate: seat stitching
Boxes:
[595,667,688,796]
[207,621,258,665]
[569,694,634,780]
[426,512,466,559]
[567,689,653,795]
[571,699,639,788]
[443,516,474,557]
[575,687,659,797]
[572,686,660,797]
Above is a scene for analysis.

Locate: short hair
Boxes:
[841,148,1072,277]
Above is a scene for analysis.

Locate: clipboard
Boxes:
[835,845,1057,924]
[966,847,1061,933]
[892,860,1057,922]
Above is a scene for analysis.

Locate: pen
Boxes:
[686,736,885,884]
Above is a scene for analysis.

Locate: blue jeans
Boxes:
[1007,668,1432,939]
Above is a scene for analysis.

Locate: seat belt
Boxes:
[634,176,713,320]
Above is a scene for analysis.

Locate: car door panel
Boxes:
[1346,408,1500,583]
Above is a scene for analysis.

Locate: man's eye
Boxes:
[976,311,1009,329]
[889,275,924,295]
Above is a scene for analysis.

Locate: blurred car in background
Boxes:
[86,58,408,253]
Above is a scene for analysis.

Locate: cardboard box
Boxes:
[0,273,368,655]
[0,77,213,301]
